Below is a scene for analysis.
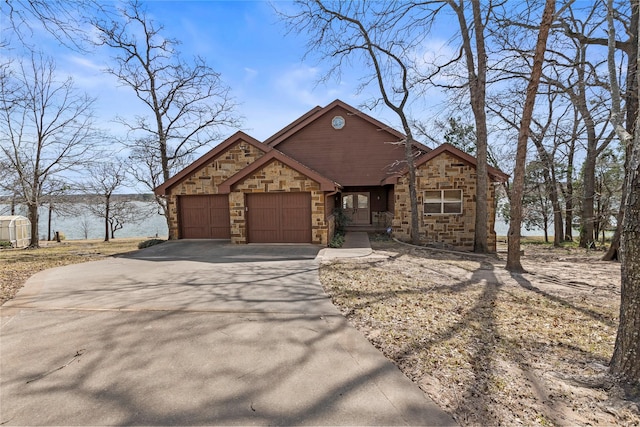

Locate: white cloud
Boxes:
[275,65,321,105]
[65,55,102,72]
[55,54,117,96]
[275,64,353,107]
[244,67,258,81]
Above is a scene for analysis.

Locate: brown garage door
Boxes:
[247,193,311,243]
[179,195,230,239]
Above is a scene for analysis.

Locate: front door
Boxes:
[342,193,370,225]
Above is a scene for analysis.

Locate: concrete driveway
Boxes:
[0,240,455,426]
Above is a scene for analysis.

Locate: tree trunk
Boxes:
[104,194,110,242]
[471,0,489,253]
[506,0,555,272]
[604,1,638,261]
[47,204,53,241]
[553,196,564,246]
[403,132,420,245]
[604,224,621,260]
[407,150,420,245]
[450,0,490,253]
[610,134,640,383]
[565,134,576,242]
[564,194,574,241]
[532,138,564,246]
[606,0,640,383]
[544,217,549,243]
[550,162,564,245]
[580,147,597,247]
[28,202,39,248]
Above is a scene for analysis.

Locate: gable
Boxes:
[218,150,340,194]
[383,143,509,184]
[266,101,426,186]
[155,131,269,195]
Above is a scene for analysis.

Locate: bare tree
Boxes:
[522,160,554,242]
[442,0,492,252]
[79,214,92,239]
[81,194,150,241]
[592,149,624,244]
[558,0,638,259]
[386,0,497,251]
[106,199,149,239]
[563,106,580,241]
[606,0,640,383]
[91,0,239,233]
[0,154,23,215]
[82,161,128,242]
[546,3,617,249]
[41,177,72,241]
[282,0,427,244]
[0,54,99,247]
[1,0,109,51]
[506,0,556,272]
[529,90,572,246]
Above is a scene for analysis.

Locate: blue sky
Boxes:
[3,0,452,144]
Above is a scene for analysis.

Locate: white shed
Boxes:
[0,216,31,248]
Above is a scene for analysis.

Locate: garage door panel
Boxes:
[247,193,311,243]
[208,203,231,238]
[180,195,230,239]
[249,206,279,242]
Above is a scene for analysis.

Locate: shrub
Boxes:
[0,240,12,249]
[369,232,392,242]
[138,239,165,249]
[329,233,345,248]
[333,207,351,234]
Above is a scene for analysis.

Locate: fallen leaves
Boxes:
[320,241,639,426]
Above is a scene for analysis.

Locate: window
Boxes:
[424,190,463,215]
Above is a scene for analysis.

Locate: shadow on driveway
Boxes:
[0,238,457,425]
[120,240,322,264]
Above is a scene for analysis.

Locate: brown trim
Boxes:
[265,99,427,150]
[218,150,341,193]
[382,143,509,184]
[154,131,270,195]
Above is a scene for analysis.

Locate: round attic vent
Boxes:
[331,115,345,129]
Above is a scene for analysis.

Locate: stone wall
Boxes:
[165,140,265,239]
[228,160,328,245]
[372,211,393,228]
[392,151,498,251]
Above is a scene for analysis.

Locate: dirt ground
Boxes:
[319,239,640,426]
[3,238,638,425]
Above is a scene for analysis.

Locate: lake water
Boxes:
[1,202,168,241]
[0,202,546,241]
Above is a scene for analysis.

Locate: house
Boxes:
[155,100,508,251]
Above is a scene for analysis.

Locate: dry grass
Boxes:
[3,236,638,425]
[320,240,639,426]
[0,238,143,305]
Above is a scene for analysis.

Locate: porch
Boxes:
[337,185,394,230]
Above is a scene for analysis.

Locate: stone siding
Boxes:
[228,160,328,244]
[392,152,497,251]
[165,141,265,239]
